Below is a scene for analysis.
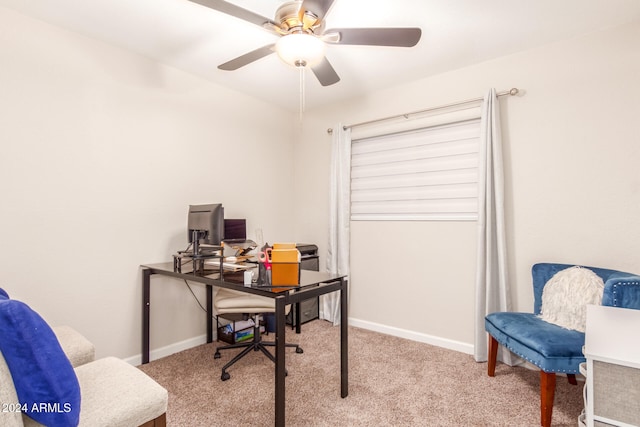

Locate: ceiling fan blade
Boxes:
[300,0,337,22]
[311,56,340,86]
[218,44,275,71]
[187,0,276,28]
[325,27,422,47]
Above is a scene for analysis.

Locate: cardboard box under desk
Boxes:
[218,326,254,344]
[217,315,260,344]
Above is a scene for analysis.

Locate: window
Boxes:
[350,118,481,221]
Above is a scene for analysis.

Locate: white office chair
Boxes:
[214,288,303,381]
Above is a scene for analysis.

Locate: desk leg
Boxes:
[206,285,213,343]
[142,268,151,364]
[340,278,349,398]
[295,303,301,334]
[275,295,286,427]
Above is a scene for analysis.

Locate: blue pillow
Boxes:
[0,288,9,299]
[0,298,80,427]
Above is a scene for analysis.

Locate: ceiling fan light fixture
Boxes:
[275,33,325,67]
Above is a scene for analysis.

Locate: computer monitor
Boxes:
[224,219,246,241]
[187,204,224,248]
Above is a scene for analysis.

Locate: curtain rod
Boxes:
[327,88,519,134]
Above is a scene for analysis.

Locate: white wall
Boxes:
[0,7,296,360]
[296,21,640,351]
[2,5,638,361]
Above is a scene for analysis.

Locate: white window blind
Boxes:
[350,118,481,221]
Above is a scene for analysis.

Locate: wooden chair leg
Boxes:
[540,371,556,427]
[154,413,167,427]
[487,334,498,377]
[139,413,166,427]
[567,373,577,385]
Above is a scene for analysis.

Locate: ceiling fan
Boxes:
[188,0,422,86]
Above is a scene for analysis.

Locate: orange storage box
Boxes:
[270,243,301,286]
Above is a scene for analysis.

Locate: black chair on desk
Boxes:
[214,288,303,381]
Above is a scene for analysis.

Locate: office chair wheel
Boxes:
[221,371,230,381]
[296,347,303,354]
[214,351,221,359]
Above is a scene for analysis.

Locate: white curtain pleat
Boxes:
[322,124,351,325]
[474,89,512,364]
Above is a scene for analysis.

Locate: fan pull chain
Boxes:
[299,65,305,121]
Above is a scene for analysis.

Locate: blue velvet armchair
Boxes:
[485,263,640,427]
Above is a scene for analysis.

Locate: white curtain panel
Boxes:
[474,89,512,364]
[322,124,351,325]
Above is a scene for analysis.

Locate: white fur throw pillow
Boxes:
[539,266,604,332]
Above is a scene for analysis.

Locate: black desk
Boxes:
[140,262,348,426]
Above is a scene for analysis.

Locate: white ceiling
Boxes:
[2,0,640,112]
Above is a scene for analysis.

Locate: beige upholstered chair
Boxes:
[51,326,96,368]
[0,325,168,427]
[214,287,303,381]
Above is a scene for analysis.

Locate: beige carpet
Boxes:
[138,320,584,426]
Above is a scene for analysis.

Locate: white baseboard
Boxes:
[127,319,473,365]
[348,317,474,355]
[125,334,208,366]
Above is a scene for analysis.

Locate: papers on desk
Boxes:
[204,259,255,272]
[223,262,254,271]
